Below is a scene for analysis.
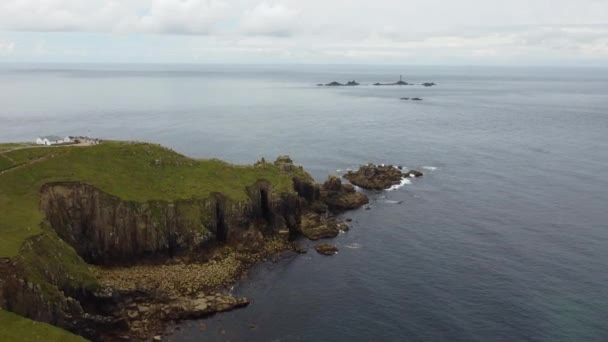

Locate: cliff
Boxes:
[39,180,302,265]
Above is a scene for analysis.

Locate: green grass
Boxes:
[0,142,36,153]
[0,309,87,342]
[17,227,100,300]
[0,141,296,258]
[7,147,58,165]
[0,155,14,171]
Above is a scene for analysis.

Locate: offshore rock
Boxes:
[344,164,405,190]
[314,244,338,255]
[405,169,424,178]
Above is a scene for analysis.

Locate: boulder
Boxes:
[315,244,338,255]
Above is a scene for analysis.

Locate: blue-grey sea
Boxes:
[1,64,608,341]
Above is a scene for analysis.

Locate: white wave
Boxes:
[336,169,342,172]
[382,200,403,204]
[387,177,411,191]
[345,243,362,249]
[422,166,437,171]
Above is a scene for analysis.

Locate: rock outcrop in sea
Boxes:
[323,80,360,86]
[344,164,424,190]
[314,244,338,255]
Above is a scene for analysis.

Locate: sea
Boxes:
[1,64,607,341]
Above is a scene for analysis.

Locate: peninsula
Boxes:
[0,141,369,341]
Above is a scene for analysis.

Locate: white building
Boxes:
[36,135,72,146]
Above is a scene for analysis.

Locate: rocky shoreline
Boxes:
[0,146,429,341]
[91,238,298,340]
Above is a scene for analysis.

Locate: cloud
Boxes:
[126,0,231,34]
[0,1,608,63]
[240,3,299,36]
[0,41,15,54]
[0,0,232,34]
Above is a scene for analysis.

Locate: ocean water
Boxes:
[1,64,608,341]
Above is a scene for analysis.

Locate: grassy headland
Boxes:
[0,141,296,258]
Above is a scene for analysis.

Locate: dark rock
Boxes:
[400,97,410,100]
[324,80,359,86]
[323,175,343,192]
[314,244,338,255]
[342,184,356,193]
[405,170,424,178]
[338,223,350,232]
[375,76,408,86]
[345,218,353,222]
[292,243,308,254]
[321,176,369,211]
[274,155,294,172]
[411,97,423,101]
[343,164,404,190]
[422,82,436,87]
[299,213,339,240]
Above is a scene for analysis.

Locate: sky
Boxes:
[0,0,607,65]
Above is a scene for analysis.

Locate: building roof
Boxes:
[39,135,64,141]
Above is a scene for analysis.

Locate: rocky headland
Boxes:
[0,142,372,341]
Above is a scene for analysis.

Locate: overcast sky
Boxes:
[0,0,607,65]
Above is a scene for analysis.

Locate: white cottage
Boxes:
[36,135,72,146]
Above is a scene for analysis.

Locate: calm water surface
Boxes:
[1,64,607,341]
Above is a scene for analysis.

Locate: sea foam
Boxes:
[387,177,412,191]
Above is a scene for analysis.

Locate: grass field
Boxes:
[0,142,36,153]
[0,141,296,258]
[0,310,87,342]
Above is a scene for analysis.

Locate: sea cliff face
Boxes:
[39,181,303,265]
